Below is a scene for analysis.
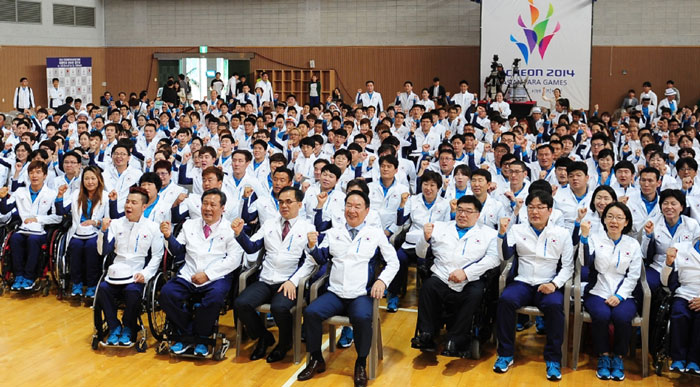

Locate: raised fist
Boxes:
[160,221,172,238]
[101,218,111,232]
[400,192,410,206]
[0,186,8,199]
[231,218,244,236]
[644,220,654,236]
[580,221,591,238]
[307,231,319,248]
[108,190,118,201]
[450,199,457,213]
[243,186,253,199]
[666,247,678,266]
[499,217,510,235]
[423,223,434,241]
[577,207,587,222]
[316,191,328,208]
[57,184,68,198]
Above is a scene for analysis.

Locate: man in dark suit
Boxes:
[428,77,446,107]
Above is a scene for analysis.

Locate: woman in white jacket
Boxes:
[56,165,109,298]
[580,202,642,381]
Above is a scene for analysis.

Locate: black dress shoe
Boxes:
[441,339,468,358]
[410,332,436,352]
[297,358,326,381]
[354,363,368,387]
[266,344,290,363]
[250,335,275,361]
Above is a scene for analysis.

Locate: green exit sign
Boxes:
[199,45,208,54]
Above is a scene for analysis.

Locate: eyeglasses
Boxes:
[509,169,524,174]
[279,199,298,206]
[112,152,128,157]
[604,215,626,222]
[456,208,479,214]
[527,205,549,211]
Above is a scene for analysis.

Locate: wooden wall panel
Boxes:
[2,45,699,115]
[0,46,106,112]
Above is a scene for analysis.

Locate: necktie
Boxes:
[349,228,358,240]
[203,224,211,238]
[282,220,290,240]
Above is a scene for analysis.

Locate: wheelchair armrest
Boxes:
[295,266,319,309]
[238,262,261,295]
[573,247,583,309]
[310,272,330,302]
[498,257,513,296]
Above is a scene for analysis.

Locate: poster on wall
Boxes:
[480,0,592,110]
[46,57,93,106]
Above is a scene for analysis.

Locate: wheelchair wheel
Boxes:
[146,272,167,342]
[51,232,69,300]
[655,360,664,376]
[156,341,169,355]
[136,337,147,353]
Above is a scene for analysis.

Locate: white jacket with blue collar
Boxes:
[0,184,61,235]
[641,215,700,273]
[582,232,642,300]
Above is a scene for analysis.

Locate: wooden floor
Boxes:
[0,271,697,387]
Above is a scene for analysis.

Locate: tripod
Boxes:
[504,67,531,102]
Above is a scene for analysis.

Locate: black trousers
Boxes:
[417,276,485,345]
[233,281,295,347]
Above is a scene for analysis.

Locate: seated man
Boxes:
[159,188,243,357]
[299,191,399,387]
[493,190,573,381]
[0,160,61,290]
[96,187,164,346]
[411,195,499,357]
[232,187,316,363]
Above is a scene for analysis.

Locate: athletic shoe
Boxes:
[596,355,611,380]
[669,360,686,373]
[610,356,625,381]
[535,316,546,334]
[22,278,35,290]
[71,283,83,297]
[107,326,121,345]
[516,320,533,332]
[170,342,193,354]
[686,362,700,375]
[194,344,209,357]
[84,287,96,298]
[11,276,24,290]
[387,294,399,312]
[493,356,514,373]
[337,326,354,348]
[118,327,132,346]
[546,361,562,381]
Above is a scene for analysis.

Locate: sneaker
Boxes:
[516,320,533,332]
[107,326,121,345]
[193,344,209,357]
[118,327,132,346]
[71,283,83,297]
[170,342,192,354]
[686,362,700,375]
[670,360,686,373]
[11,276,24,290]
[493,356,514,373]
[22,278,35,290]
[84,287,96,298]
[596,355,611,380]
[546,361,562,381]
[337,326,354,348]
[610,356,625,381]
[535,316,546,334]
[387,294,399,312]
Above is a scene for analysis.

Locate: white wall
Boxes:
[105,0,481,47]
[0,0,104,47]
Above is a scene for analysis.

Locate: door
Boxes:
[157,60,180,87]
[228,60,251,91]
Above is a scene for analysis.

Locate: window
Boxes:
[53,3,94,27]
[0,0,41,23]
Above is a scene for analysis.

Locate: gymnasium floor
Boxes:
[0,271,697,387]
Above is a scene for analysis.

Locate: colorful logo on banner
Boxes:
[510,0,561,64]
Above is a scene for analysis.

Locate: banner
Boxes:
[46,57,93,106]
[480,0,592,110]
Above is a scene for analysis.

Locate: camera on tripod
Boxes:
[512,58,521,75]
[485,54,506,100]
[490,55,501,71]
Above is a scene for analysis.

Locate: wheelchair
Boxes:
[147,222,232,361]
[48,216,75,301]
[651,287,673,376]
[0,217,66,297]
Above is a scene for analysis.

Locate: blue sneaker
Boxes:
[337,326,354,348]
[170,342,192,354]
[387,294,399,312]
[516,320,533,332]
[670,360,686,373]
[71,283,83,297]
[22,277,35,290]
[493,356,514,373]
[535,316,546,334]
[11,276,24,290]
[546,361,562,381]
[686,362,700,375]
[194,344,209,357]
[610,356,625,381]
[107,326,121,345]
[84,286,96,298]
[118,327,132,346]
[596,355,611,380]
